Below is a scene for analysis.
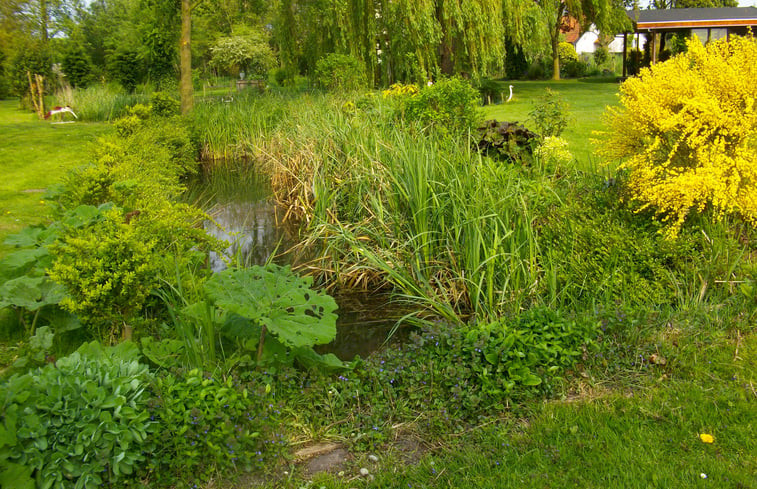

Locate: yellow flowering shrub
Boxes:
[597,36,757,238]
[535,136,573,167]
[382,83,419,98]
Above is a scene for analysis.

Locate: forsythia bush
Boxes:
[598,36,757,238]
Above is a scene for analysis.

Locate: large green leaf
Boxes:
[0,248,51,281]
[0,462,35,489]
[204,265,338,349]
[0,276,65,311]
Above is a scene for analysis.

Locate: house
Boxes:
[623,7,757,76]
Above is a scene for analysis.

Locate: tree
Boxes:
[208,26,276,78]
[274,0,505,85]
[536,0,629,80]
[179,0,191,114]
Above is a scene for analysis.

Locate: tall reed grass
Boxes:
[191,89,757,323]
[55,83,150,121]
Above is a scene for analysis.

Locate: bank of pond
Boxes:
[1,81,755,488]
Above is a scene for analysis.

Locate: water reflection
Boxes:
[185,167,291,271]
[185,165,411,360]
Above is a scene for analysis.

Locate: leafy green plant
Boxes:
[7,326,54,373]
[476,119,540,164]
[0,208,104,337]
[205,265,337,349]
[403,77,481,135]
[528,88,569,138]
[390,308,597,413]
[147,369,283,486]
[150,91,180,117]
[202,264,343,369]
[282,307,598,450]
[0,341,153,489]
[314,53,367,91]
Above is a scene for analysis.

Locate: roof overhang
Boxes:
[627,7,757,31]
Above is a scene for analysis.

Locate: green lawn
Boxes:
[0,100,110,253]
[269,316,756,489]
[482,78,621,170]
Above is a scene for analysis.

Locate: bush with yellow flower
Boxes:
[597,36,757,238]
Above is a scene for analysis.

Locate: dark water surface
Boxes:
[185,166,410,360]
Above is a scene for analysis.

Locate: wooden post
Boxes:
[651,32,657,65]
[623,32,628,78]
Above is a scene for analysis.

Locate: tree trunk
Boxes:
[180,0,193,115]
[40,0,48,42]
[436,0,454,76]
[551,34,560,81]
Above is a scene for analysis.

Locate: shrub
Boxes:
[476,119,539,163]
[529,88,569,138]
[47,116,213,341]
[0,342,153,489]
[505,40,528,79]
[539,179,700,306]
[48,205,164,341]
[107,48,143,93]
[561,58,587,78]
[598,36,757,238]
[7,41,51,98]
[526,60,547,80]
[593,45,609,66]
[61,44,93,88]
[534,136,573,169]
[625,48,645,76]
[150,91,180,117]
[558,42,579,64]
[403,77,481,135]
[476,77,503,104]
[314,53,367,91]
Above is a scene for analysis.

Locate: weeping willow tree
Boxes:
[274,0,505,85]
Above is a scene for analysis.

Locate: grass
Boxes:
[481,78,621,169]
[0,99,110,254]
[260,310,756,489]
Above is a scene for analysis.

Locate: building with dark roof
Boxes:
[622,7,757,77]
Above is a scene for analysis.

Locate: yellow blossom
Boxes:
[595,36,757,238]
[699,433,714,444]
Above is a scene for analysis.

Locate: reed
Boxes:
[56,83,150,121]
[190,87,755,323]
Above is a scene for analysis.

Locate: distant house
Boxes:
[570,22,645,56]
[574,28,645,55]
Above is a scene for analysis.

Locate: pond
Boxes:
[185,165,411,360]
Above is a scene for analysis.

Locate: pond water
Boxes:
[184,165,410,360]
